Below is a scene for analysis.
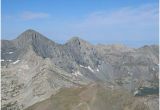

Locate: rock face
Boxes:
[1,29,159,110]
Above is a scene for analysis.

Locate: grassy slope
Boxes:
[25,84,153,110]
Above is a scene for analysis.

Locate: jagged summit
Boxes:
[15,30,89,47]
[66,36,91,47]
[8,29,57,58]
[66,36,83,43]
[13,29,55,48]
[68,36,81,41]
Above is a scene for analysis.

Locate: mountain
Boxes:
[1,29,159,110]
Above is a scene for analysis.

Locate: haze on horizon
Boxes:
[2,0,159,47]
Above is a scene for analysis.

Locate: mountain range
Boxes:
[1,29,159,110]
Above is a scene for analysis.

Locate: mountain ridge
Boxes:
[1,29,159,110]
[2,29,158,48]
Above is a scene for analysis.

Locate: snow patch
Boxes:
[0,59,12,62]
[1,59,4,61]
[72,71,83,76]
[96,68,99,72]
[134,90,139,96]
[80,65,87,69]
[13,60,20,64]
[8,52,14,54]
[88,66,94,72]
[80,65,85,68]
[80,65,95,72]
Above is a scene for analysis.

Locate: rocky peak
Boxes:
[16,29,47,42]
[13,29,55,48]
[9,29,58,58]
[66,37,89,46]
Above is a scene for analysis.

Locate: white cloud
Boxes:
[74,4,158,29]
[21,11,50,20]
[55,3,157,46]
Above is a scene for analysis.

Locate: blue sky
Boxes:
[2,0,159,47]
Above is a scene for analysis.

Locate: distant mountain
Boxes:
[1,29,159,110]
